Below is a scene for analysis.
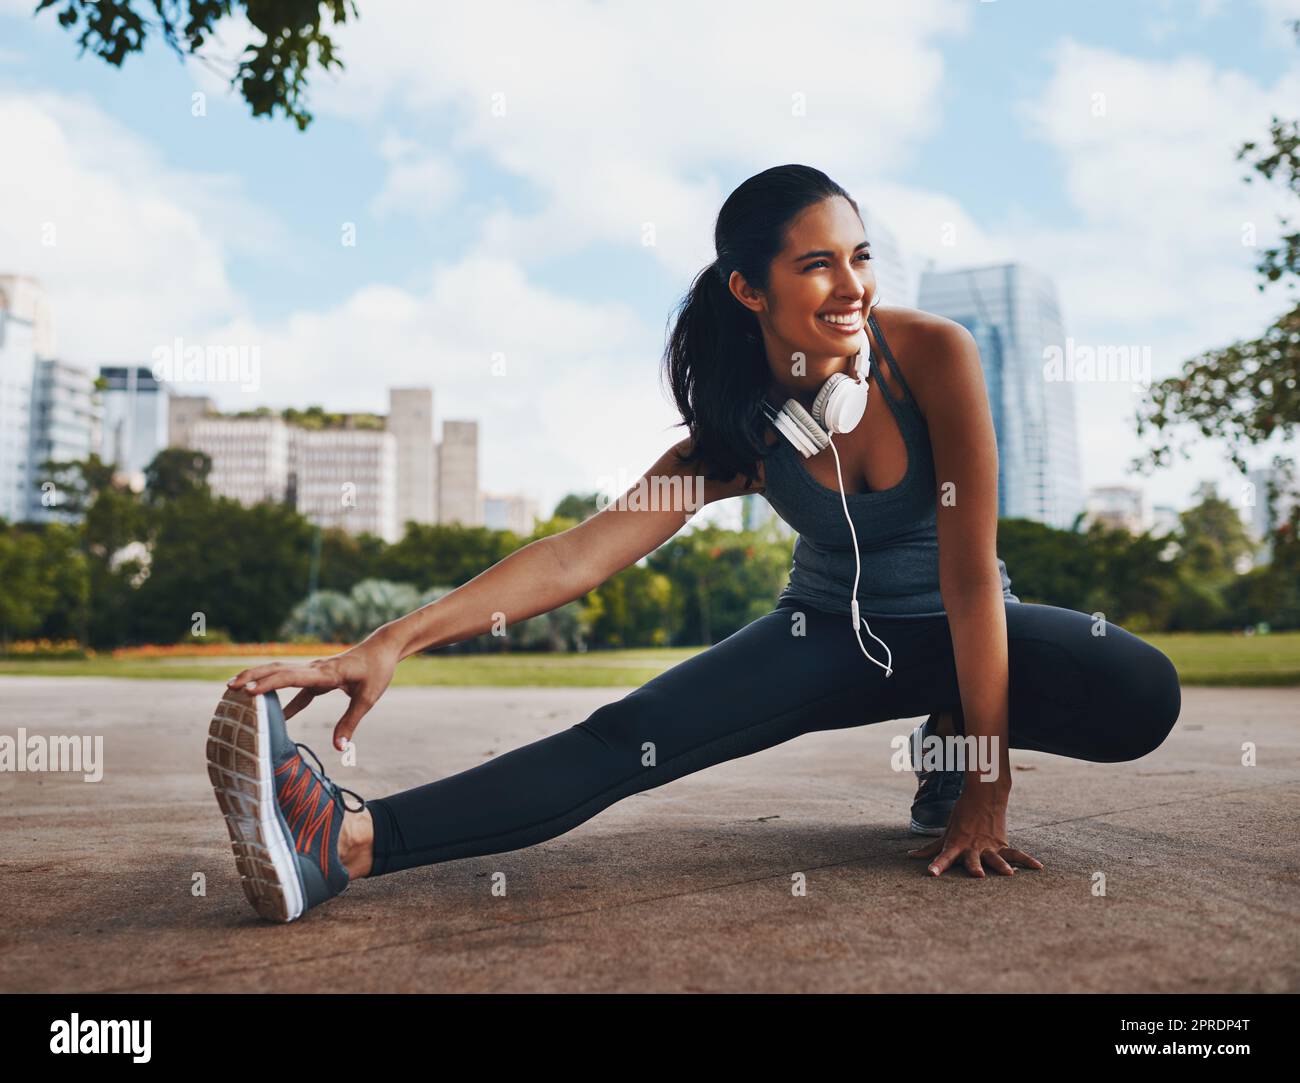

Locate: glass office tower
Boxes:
[918,263,1083,530]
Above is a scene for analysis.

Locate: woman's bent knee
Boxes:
[1107,641,1182,761]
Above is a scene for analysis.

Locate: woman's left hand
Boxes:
[907,783,1044,878]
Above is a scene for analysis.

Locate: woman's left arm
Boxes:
[905,317,1043,878]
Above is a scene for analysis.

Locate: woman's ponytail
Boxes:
[661,259,770,487]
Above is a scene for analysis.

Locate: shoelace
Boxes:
[937,769,965,800]
[295,741,367,814]
[917,766,964,802]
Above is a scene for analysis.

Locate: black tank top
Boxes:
[759,312,1018,617]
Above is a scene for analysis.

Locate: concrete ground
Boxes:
[1,676,1296,993]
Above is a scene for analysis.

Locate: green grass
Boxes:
[1143,631,1300,686]
[0,633,1297,687]
[0,649,703,688]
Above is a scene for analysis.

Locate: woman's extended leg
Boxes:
[363,599,926,877]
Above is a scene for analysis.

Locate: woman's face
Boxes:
[730,194,878,405]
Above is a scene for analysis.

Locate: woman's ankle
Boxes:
[339,807,374,880]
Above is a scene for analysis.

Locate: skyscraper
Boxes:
[0,305,34,523]
[99,366,171,489]
[389,387,436,531]
[27,359,102,522]
[918,263,1084,530]
[438,419,480,526]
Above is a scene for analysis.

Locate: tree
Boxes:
[316,526,386,592]
[1161,483,1259,631]
[1132,19,1299,534]
[583,563,675,648]
[143,446,212,505]
[647,526,790,645]
[553,493,603,522]
[131,494,314,643]
[1172,483,1258,584]
[33,453,119,517]
[377,523,521,590]
[34,0,359,130]
[5,522,93,644]
[33,456,151,646]
[996,516,1181,632]
[0,529,61,645]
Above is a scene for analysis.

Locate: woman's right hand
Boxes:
[225,631,403,752]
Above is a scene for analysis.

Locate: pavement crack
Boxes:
[1025,778,1300,829]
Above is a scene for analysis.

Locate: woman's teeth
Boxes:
[818,312,861,328]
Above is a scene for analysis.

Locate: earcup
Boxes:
[780,399,829,455]
[810,372,849,428]
[815,372,869,435]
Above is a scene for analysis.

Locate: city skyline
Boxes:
[1,268,1284,548]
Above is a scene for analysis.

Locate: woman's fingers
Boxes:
[911,840,1042,879]
[224,655,325,686]
[1001,847,1044,870]
[226,662,336,695]
[241,667,316,694]
[927,845,964,877]
[226,662,291,689]
[332,693,374,752]
[282,688,320,721]
[984,849,1017,876]
[906,838,967,876]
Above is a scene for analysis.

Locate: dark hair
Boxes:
[661,163,862,488]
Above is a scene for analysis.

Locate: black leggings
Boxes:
[365,598,1182,877]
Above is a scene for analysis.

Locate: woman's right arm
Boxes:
[225,437,756,747]
[377,436,755,657]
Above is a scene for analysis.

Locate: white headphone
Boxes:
[761,293,894,678]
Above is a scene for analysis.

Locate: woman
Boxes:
[208,164,1182,923]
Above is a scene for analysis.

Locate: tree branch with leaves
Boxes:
[34,0,359,130]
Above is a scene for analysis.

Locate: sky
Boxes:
[2,0,1299,526]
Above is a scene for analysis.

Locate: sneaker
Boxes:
[907,713,965,836]
[206,686,366,922]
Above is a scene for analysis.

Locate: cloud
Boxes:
[301,0,972,278]
[369,132,461,219]
[0,90,284,361]
[1012,38,1297,332]
[1002,38,1300,504]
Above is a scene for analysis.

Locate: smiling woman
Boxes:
[208,163,1182,925]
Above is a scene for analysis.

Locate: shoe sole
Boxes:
[908,818,947,837]
[206,687,305,923]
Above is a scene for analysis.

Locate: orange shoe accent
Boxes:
[275,755,335,876]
